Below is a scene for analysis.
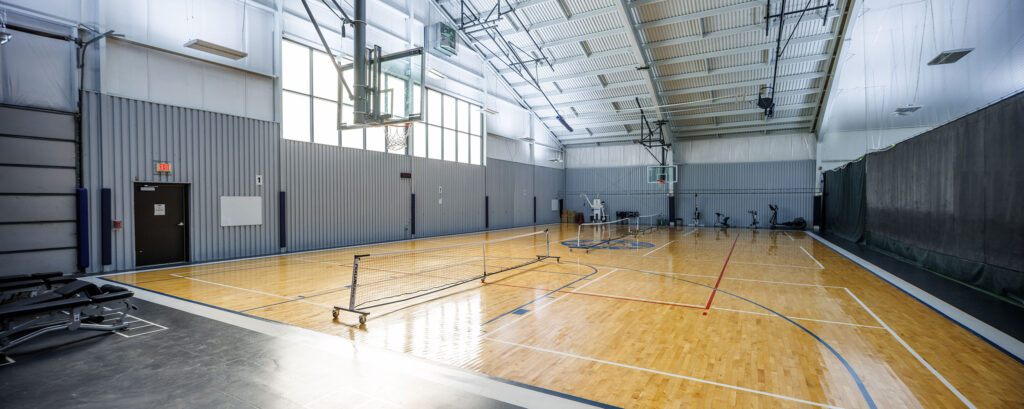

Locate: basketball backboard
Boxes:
[338,47,424,130]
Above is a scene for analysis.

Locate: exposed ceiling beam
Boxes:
[651,33,834,67]
[645,12,840,50]
[666,102,817,120]
[498,6,616,35]
[655,55,828,82]
[503,33,832,87]
[662,72,826,97]
[562,136,643,145]
[636,1,766,30]
[520,80,648,99]
[612,0,674,142]
[671,116,814,132]
[672,122,813,138]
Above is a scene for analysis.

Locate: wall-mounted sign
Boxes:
[154,204,166,216]
[155,161,172,175]
[435,23,457,56]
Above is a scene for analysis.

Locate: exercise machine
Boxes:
[715,212,730,228]
[768,204,807,230]
[691,194,701,226]
[581,194,607,222]
[748,210,760,229]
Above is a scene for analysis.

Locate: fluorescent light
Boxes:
[0,31,10,45]
[927,48,973,66]
[892,105,923,116]
[184,39,248,60]
[479,108,499,115]
[427,68,447,79]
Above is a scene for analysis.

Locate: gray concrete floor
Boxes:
[0,298,527,409]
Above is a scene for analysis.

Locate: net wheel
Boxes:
[358,315,367,325]
[332,309,340,319]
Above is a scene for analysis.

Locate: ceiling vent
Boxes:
[927,48,973,66]
[893,105,923,116]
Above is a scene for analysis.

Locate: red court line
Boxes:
[490,282,703,310]
[705,234,740,310]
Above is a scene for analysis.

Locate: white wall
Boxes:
[817,0,1024,173]
[677,133,816,164]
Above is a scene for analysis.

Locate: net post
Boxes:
[481,242,487,283]
[348,255,361,311]
[545,229,550,257]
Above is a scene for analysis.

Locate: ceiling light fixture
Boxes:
[479,107,499,115]
[927,48,973,66]
[184,39,249,60]
[892,105,923,116]
[427,68,447,80]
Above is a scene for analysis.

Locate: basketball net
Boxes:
[384,123,411,151]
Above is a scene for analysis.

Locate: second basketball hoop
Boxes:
[385,122,411,152]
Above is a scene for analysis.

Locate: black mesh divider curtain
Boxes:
[823,160,866,243]
[864,91,1024,302]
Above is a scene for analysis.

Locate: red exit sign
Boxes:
[155,162,172,174]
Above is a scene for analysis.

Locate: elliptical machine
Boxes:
[715,212,730,228]
[768,204,807,230]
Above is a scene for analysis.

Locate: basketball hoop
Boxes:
[385,123,411,151]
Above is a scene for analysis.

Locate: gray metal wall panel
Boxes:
[283,142,412,251]
[82,92,280,272]
[485,159,516,229]
[534,166,565,225]
[675,160,816,227]
[0,166,76,193]
[565,166,671,221]
[0,223,76,252]
[0,105,78,276]
[0,196,76,223]
[0,249,78,275]
[0,136,75,166]
[413,158,486,237]
[485,159,563,228]
[513,161,534,226]
[0,106,75,140]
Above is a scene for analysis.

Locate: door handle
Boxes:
[177,222,185,226]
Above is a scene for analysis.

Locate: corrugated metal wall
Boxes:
[0,106,78,276]
[534,165,565,225]
[412,158,486,237]
[485,159,519,230]
[82,93,280,272]
[282,141,412,251]
[566,166,671,221]
[485,159,564,229]
[675,160,816,227]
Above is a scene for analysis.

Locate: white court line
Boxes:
[784,231,795,241]
[485,269,618,337]
[808,232,1024,361]
[485,338,843,409]
[643,240,675,256]
[169,273,333,309]
[799,246,825,269]
[844,288,976,409]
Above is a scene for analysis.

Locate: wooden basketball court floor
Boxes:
[103,224,1024,408]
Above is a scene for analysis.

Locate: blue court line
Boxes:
[481,264,600,327]
[606,265,878,409]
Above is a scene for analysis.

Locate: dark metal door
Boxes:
[134,184,187,266]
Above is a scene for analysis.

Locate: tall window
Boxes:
[418,89,483,164]
[281,40,482,164]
